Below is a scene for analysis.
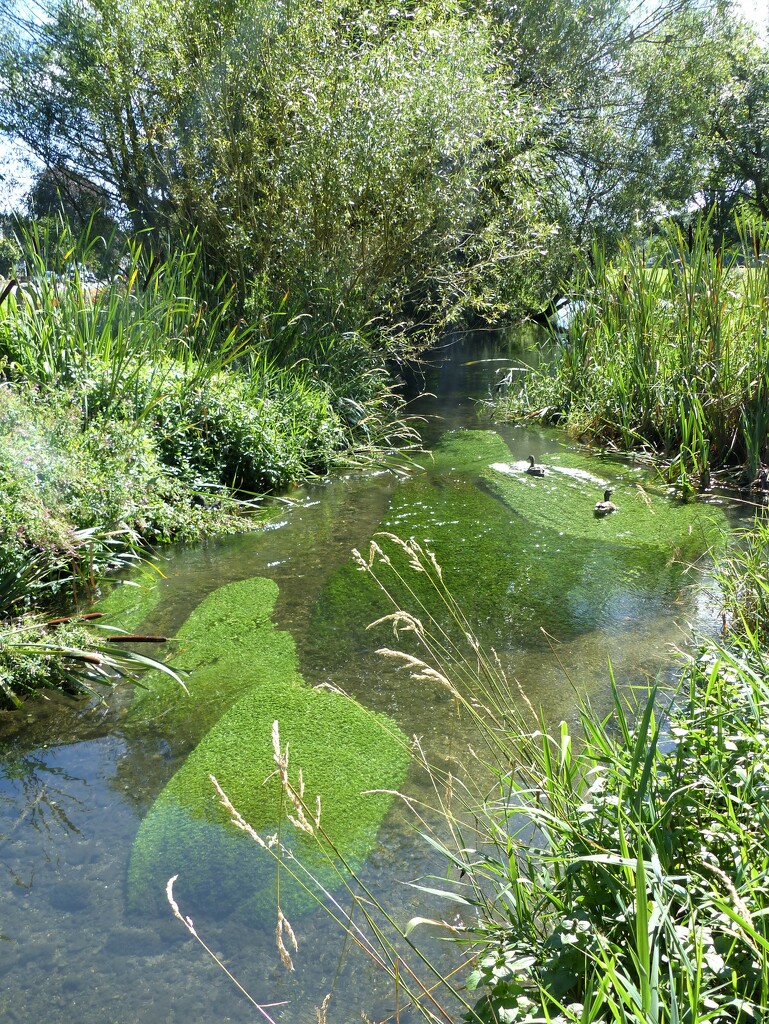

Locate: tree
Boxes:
[0,0,564,331]
[495,0,745,250]
[704,26,769,229]
[0,0,754,332]
[0,231,20,276]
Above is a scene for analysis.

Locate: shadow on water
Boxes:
[0,328,736,1023]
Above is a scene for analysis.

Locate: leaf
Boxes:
[466,969,484,991]
[404,881,472,904]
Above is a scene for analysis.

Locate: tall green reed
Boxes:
[505,211,769,483]
[1,219,253,422]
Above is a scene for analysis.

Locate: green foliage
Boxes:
[701,22,769,227]
[0,619,103,706]
[152,365,347,491]
[1,220,252,413]
[0,234,21,278]
[0,382,246,571]
[0,217,418,489]
[26,167,120,270]
[127,575,410,922]
[712,514,769,649]
[500,213,769,478]
[0,615,183,708]
[453,646,769,1023]
[0,0,563,332]
[2,0,764,323]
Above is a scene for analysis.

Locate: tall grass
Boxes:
[3,219,253,422]
[189,532,769,1022]
[500,213,769,485]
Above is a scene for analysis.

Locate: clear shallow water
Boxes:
[0,330,735,1023]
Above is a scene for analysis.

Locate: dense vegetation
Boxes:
[2,0,768,332]
[497,213,769,490]
[0,219,416,705]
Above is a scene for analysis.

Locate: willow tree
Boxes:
[0,0,560,337]
[0,0,754,338]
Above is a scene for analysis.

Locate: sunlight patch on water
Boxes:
[491,460,608,486]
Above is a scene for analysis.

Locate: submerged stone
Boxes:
[127,575,410,923]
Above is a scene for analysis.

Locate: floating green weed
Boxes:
[129,685,409,922]
[94,573,165,634]
[309,431,726,669]
[128,577,299,743]
[483,448,727,558]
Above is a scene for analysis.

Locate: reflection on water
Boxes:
[0,332,733,1023]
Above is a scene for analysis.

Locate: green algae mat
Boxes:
[482,447,726,557]
[307,430,729,664]
[94,572,165,633]
[127,576,410,922]
[127,577,299,744]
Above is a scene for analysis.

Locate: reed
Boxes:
[502,212,769,484]
[0,612,185,709]
[1,220,253,423]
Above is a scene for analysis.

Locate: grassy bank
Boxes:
[496,213,769,492]
[0,224,417,707]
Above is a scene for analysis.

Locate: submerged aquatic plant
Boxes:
[128,575,411,927]
[175,532,769,1023]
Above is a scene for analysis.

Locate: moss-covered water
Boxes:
[0,334,737,1024]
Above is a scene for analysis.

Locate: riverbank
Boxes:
[0,243,418,706]
[496,215,769,498]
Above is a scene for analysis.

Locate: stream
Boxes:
[0,330,738,1024]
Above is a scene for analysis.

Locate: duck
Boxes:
[594,489,617,516]
[525,455,546,477]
